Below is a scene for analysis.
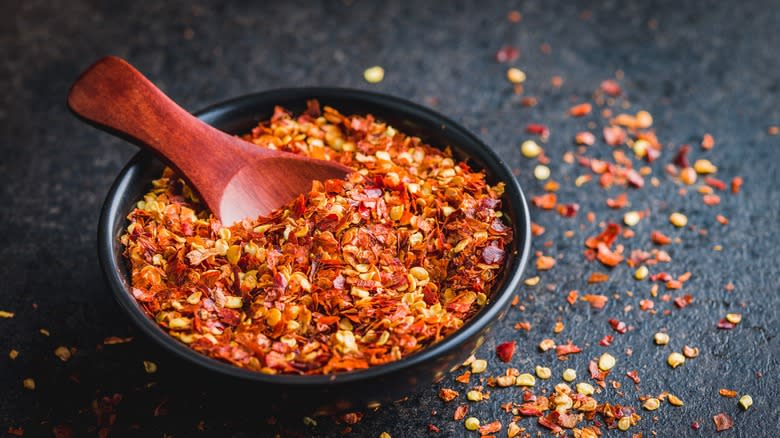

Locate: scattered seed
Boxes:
[363,66,385,83]
[680,167,697,185]
[470,359,488,374]
[143,360,158,374]
[539,339,556,352]
[54,346,72,362]
[667,352,685,368]
[521,140,543,158]
[464,417,480,431]
[669,212,688,228]
[507,67,526,84]
[516,373,536,387]
[654,332,670,345]
[576,382,595,395]
[682,345,699,358]
[9,349,19,360]
[562,368,577,382]
[524,276,540,286]
[598,353,616,371]
[739,395,753,410]
[466,390,483,402]
[0,310,14,318]
[694,159,717,174]
[725,313,742,324]
[643,397,660,411]
[623,211,641,227]
[617,416,631,431]
[635,266,649,280]
[23,378,35,390]
[667,394,684,406]
[535,366,552,379]
[534,165,551,180]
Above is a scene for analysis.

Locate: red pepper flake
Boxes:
[514,321,532,331]
[536,255,557,271]
[103,336,133,345]
[495,46,520,63]
[439,388,459,402]
[479,421,502,434]
[626,169,645,188]
[603,126,627,146]
[716,214,729,225]
[608,319,628,334]
[626,370,641,384]
[639,299,654,311]
[600,79,622,96]
[428,423,441,433]
[588,272,609,284]
[701,133,714,150]
[589,359,609,383]
[453,404,469,420]
[340,412,363,425]
[581,294,608,309]
[566,290,579,305]
[569,103,592,117]
[719,388,738,398]
[521,96,539,107]
[7,427,24,437]
[555,341,582,356]
[557,203,580,217]
[712,413,733,432]
[482,244,506,264]
[599,335,613,346]
[496,341,517,362]
[691,421,701,430]
[606,193,629,209]
[651,231,671,245]
[526,123,550,140]
[673,144,691,168]
[705,177,727,190]
[575,131,596,146]
[507,10,522,23]
[538,416,563,434]
[703,194,721,206]
[673,294,694,308]
[731,176,743,193]
[716,319,736,330]
[596,243,623,267]
[532,193,557,210]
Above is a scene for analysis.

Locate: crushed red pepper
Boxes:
[122,102,512,374]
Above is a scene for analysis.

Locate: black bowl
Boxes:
[98,87,531,414]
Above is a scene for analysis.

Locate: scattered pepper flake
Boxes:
[496,341,517,362]
[496,46,520,63]
[712,413,733,432]
[719,389,738,398]
[23,378,35,390]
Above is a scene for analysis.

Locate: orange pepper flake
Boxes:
[716,214,729,225]
[639,299,654,311]
[769,125,780,135]
[588,272,610,284]
[536,255,557,271]
[569,103,593,117]
[532,193,557,209]
[531,222,546,236]
[731,176,743,193]
[651,231,671,245]
[600,79,622,96]
[713,413,734,432]
[702,194,721,205]
[453,404,469,420]
[606,193,629,209]
[581,294,608,309]
[719,388,738,398]
[479,420,503,434]
[566,290,579,305]
[455,371,472,384]
[439,388,459,402]
[555,341,582,356]
[701,133,714,150]
[603,125,627,146]
[575,131,596,146]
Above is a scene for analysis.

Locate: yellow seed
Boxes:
[453,238,470,253]
[524,276,540,286]
[534,165,551,180]
[363,66,385,83]
[266,308,282,327]
[516,373,536,386]
[576,382,595,395]
[143,360,158,374]
[632,139,650,158]
[0,310,14,318]
[389,205,404,221]
[225,296,243,309]
[466,390,483,401]
[575,175,591,187]
[186,291,202,304]
[23,378,35,390]
[9,349,19,360]
[54,346,71,362]
[654,332,670,345]
[521,140,543,158]
[409,266,429,281]
[226,245,241,265]
[538,338,556,351]
[464,417,480,431]
[739,395,753,410]
[470,359,488,374]
[168,317,192,330]
[668,352,685,368]
[507,67,526,84]
[379,433,391,438]
[668,394,684,406]
[669,212,688,228]
[635,266,649,280]
[598,353,616,371]
[680,167,697,185]
[693,159,718,174]
[726,313,742,324]
[618,415,631,431]
[623,211,641,227]
[562,368,577,382]
[643,397,660,411]
[535,366,552,379]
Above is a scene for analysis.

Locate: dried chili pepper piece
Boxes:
[496,341,517,362]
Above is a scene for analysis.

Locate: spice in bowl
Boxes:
[121,101,513,375]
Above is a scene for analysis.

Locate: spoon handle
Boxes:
[67,56,252,189]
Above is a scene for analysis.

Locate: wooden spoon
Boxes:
[68,56,352,225]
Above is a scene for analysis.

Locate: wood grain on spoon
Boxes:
[67,56,352,225]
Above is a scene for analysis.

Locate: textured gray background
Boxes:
[1,0,778,436]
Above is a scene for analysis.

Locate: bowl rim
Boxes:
[98,87,531,385]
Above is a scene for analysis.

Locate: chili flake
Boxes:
[122,103,512,375]
[496,341,517,362]
[712,412,733,432]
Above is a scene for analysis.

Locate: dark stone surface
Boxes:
[1,0,778,436]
